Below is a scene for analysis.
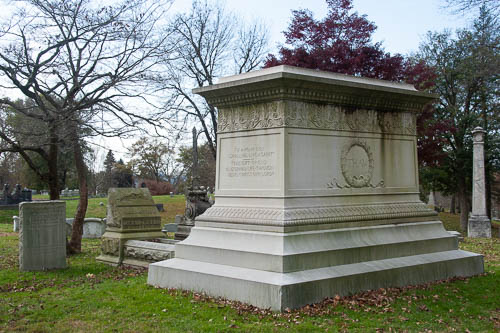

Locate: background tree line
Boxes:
[1,0,497,254]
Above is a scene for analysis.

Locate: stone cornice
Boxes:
[194,66,437,113]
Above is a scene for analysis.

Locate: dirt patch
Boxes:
[0,232,16,237]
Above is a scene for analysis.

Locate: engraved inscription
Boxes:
[226,146,276,178]
[122,217,160,229]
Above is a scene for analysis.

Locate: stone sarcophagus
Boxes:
[148,65,484,310]
[97,188,164,266]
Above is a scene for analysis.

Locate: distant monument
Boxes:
[468,127,491,238]
[1,183,32,205]
[174,127,212,240]
[19,201,67,271]
[148,66,484,311]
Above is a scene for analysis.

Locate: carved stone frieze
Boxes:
[218,101,416,135]
[198,203,436,227]
[218,101,285,133]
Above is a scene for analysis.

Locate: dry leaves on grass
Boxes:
[161,274,485,321]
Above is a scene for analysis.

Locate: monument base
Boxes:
[468,215,492,238]
[174,224,194,240]
[96,230,165,266]
[148,221,484,311]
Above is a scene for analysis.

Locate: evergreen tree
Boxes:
[102,150,116,193]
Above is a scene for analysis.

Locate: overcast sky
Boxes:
[171,0,472,55]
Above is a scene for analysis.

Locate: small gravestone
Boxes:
[97,188,164,266]
[19,201,66,271]
[67,218,106,238]
[13,216,20,232]
[82,218,106,239]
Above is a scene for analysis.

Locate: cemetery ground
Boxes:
[0,199,498,332]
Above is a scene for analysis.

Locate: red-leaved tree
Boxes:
[264,0,435,85]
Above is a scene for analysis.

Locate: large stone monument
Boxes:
[148,66,484,310]
[19,201,67,271]
[97,188,164,265]
[468,127,491,238]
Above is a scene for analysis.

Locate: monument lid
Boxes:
[193,65,437,112]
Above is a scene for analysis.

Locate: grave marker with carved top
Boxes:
[97,188,164,266]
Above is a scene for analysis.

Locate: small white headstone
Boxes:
[13,216,20,232]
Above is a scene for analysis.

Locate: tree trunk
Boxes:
[67,130,88,254]
[450,194,456,214]
[47,127,60,200]
[457,179,469,232]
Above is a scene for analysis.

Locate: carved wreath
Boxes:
[341,141,374,188]
[327,140,385,189]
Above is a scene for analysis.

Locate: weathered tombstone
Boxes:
[428,190,436,207]
[82,218,106,238]
[148,66,484,311]
[468,127,492,238]
[96,188,164,265]
[65,218,73,237]
[174,127,213,240]
[170,192,174,198]
[19,201,66,271]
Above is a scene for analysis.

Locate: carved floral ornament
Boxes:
[199,202,435,227]
[217,102,416,135]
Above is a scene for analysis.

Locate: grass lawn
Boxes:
[4,195,187,226]
[0,212,499,332]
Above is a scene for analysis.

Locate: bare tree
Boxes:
[444,0,499,14]
[128,136,180,184]
[0,0,173,253]
[159,0,269,159]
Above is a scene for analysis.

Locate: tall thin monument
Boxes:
[468,127,492,238]
[191,127,199,188]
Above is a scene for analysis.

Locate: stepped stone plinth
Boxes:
[147,65,484,311]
